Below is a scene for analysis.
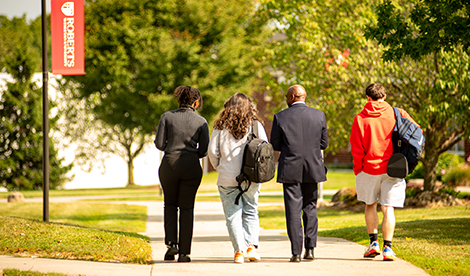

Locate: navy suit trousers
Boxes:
[283,182,318,255]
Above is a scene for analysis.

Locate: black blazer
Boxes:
[270,103,328,183]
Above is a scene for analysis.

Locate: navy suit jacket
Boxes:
[270,103,328,184]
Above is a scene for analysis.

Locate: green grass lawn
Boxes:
[2,269,71,276]
[259,205,470,276]
[0,185,162,199]
[323,170,356,190]
[0,202,147,233]
[0,201,151,264]
[4,170,469,275]
[0,215,151,264]
[0,170,352,201]
[199,170,355,193]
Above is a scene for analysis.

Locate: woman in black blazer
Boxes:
[154,86,210,262]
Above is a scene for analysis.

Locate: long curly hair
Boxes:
[174,86,202,108]
[214,93,262,140]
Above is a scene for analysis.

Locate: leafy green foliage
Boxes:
[0,17,72,191]
[364,0,470,191]
[407,152,464,181]
[0,15,45,72]
[365,0,470,61]
[442,163,470,187]
[256,0,393,154]
[59,0,267,184]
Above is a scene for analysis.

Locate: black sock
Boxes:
[369,234,378,244]
[384,240,392,248]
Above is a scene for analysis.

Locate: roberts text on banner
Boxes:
[51,0,85,75]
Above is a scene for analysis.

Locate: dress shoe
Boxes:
[164,243,178,261]
[290,255,301,262]
[303,248,314,260]
[178,254,191,262]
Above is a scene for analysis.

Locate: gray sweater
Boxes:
[154,108,209,158]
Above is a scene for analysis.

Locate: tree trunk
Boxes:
[127,158,135,186]
[422,156,438,192]
[422,131,440,191]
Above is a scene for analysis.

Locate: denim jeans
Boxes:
[218,184,260,253]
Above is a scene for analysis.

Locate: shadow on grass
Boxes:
[395,217,470,245]
[319,217,470,246]
[4,215,150,241]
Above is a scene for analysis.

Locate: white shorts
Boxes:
[355,172,406,207]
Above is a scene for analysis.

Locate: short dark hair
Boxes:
[365,83,386,100]
[174,86,202,108]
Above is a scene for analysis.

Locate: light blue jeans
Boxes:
[218,183,261,253]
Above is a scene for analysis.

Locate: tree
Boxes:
[61,0,267,185]
[256,0,390,154]
[0,17,72,191]
[365,0,470,191]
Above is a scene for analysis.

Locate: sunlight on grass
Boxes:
[259,205,470,275]
[0,202,147,233]
[323,171,356,190]
[0,216,151,264]
[3,269,70,276]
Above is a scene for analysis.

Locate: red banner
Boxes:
[51,0,85,75]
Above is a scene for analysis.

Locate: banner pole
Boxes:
[42,0,50,222]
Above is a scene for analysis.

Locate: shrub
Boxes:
[442,163,470,187]
[406,186,422,198]
[406,162,424,180]
[407,152,464,181]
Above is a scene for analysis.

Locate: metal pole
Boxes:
[41,0,49,222]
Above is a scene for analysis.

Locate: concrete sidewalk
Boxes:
[1,199,429,276]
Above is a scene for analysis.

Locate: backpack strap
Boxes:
[234,120,258,205]
[252,119,259,138]
[392,107,401,132]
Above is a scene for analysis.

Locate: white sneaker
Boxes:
[234,251,245,264]
[364,241,381,258]
[246,245,261,262]
[383,245,396,261]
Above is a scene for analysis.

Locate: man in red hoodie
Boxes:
[350,83,418,261]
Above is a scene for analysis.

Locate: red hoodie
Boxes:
[350,101,419,175]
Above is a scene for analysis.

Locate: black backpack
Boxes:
[387,107,425,178]
[234,120,275,204]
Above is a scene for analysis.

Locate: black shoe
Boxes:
[164,243,178,261]
[303,248,314,260]
[178,254,191,262]
[290,255,301,262]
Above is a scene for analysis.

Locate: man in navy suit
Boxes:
[270,84,328,262]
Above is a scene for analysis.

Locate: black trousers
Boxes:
[283,182,318,255]
[159,152,202,255]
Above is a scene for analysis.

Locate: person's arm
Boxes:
[350,117,365,175]
[320,112,328,150]
[207,129,220,170]
[270,115,282,151]
[197,122,210,158]
[154,114,167,151]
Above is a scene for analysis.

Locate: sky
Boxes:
[0,0,51,20]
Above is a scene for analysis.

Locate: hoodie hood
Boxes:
[361,101,391,118]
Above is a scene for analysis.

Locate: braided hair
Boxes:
[174,86,202,109]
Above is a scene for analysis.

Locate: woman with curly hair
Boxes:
[155,86,209,262]
[208,93,268,264]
